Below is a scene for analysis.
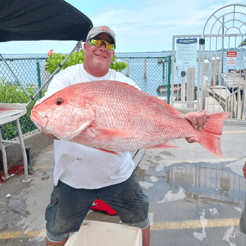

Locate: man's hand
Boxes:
[184,110,210,143]
[243,161,246,179]
[43,129,59,140]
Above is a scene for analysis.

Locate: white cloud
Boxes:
[1,0,246,53]
[88,0,246,52]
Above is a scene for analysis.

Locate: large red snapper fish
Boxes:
[30,80,231,156]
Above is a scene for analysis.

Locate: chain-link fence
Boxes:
[0,57,50,140]
[118,56,170,99]
[0,56,170,140]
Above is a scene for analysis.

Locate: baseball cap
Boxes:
[86,26,116,46]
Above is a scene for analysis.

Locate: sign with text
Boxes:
[226,51,237,66]
[176,38,197,66]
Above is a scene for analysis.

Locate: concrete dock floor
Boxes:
[0,120,246,246]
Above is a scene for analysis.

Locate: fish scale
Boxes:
[31,80,231,156]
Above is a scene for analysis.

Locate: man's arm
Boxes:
[243,161,246,179]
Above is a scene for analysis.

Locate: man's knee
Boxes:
[129,216,150,229]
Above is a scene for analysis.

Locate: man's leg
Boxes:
[100,171,150,245]
[46,237,68,246]
[142,224,150,246]
[45,181,96,246]
[240,195,246,234]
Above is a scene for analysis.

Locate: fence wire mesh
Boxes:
[0,56,170,140]
[118,56,170,97]
[0,57,50,140]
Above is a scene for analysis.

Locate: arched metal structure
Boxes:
[203,4,246,36]
[200,4,246,120]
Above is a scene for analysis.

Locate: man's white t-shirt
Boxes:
[35,64,140,189]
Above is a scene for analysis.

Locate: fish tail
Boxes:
[198,132,222,157]
[203,112,231,135]
[197,112,230,157]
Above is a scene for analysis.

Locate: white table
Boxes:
[0,103,30,182]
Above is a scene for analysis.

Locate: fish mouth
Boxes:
[31,110,48,129]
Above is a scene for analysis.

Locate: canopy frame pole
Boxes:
[0,54,32,97]
[25,40,82,107]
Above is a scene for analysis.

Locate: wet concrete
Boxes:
[135,120,246,245]
[0,120,246,245]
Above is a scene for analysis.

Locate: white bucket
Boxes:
[65,220,142,246]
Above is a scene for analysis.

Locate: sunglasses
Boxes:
[88,39,115,51]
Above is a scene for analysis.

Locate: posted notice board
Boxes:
[176,38,197,66]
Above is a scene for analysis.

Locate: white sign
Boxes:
[226,51,237,66]
[176,38,197,66]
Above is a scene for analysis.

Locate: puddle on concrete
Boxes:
[137,159,246,206]
[159,150,176,157]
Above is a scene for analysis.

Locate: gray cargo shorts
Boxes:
[45,171,149,242]
[240,195,246,234]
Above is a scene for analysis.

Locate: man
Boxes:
[48,48,54,57]
[34,26,210,246]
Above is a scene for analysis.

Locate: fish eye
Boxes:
[56,98,64,105]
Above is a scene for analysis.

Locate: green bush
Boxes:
[0,77,45,140]
[45,50,127,74]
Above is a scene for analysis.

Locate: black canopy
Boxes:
[0,0,93,42]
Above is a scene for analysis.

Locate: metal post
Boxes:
[200,38,206,110]
[36,58,42,99]
[162,60,165,79]
[0,129,10,179]
[221,16,224,74]
[0,54,32,98]
[167,56,171,104]
[15,119,30,182]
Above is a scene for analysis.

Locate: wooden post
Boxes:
[126,58,129,77]
[215,56,220,85]
[144,58,147,79]
[203,59,209,77]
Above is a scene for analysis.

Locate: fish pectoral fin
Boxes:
[85,126,137,141]
[67,120,94,140]
[98,149,120,155]
[147,142,178,149]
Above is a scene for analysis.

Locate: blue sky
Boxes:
[1,0,245,54]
